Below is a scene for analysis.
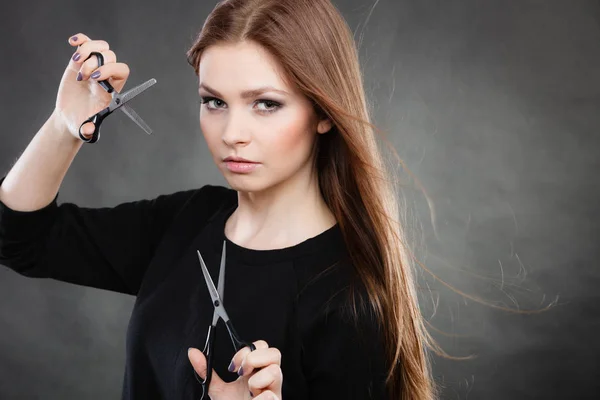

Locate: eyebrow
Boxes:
[198,83,290,99]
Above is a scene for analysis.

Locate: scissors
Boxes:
[78,51,157,144]
[195,241,257,400]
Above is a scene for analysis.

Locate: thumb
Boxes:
[187,347,226,387]
[81,122,95,137]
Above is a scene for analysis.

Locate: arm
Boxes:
[0,110,82,212]
[0,109,207,295]
[0,174,200,295]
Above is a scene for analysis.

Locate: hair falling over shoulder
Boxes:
[187,0,446,398]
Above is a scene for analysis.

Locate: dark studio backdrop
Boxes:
[0,0,598,398]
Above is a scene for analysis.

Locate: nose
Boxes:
[221,113,251,146]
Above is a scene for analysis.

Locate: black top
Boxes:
[0,176,389,399]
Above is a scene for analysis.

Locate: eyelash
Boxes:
[199,96,282,114]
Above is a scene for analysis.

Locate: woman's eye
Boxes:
[199,97,281,113]
[200,97,225,109]
[256,100,280,113]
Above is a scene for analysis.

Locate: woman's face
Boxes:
[198,40,331,193]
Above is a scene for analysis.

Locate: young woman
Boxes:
[0,0,439,399]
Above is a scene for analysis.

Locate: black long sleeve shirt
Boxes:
[0,176,389,399]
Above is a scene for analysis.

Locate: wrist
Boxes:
[49,108,82,145]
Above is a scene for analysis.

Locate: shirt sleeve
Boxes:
[302,295,390,399]
[0,175,201,296]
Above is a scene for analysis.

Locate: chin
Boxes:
[223,175,269,193]
[223,172,291,195]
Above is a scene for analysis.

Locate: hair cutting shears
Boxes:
[78,51,157,144]
[195,241,257,399]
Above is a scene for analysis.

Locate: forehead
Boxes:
[198,41,291,92]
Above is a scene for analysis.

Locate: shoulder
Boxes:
[191,183,236,212]
[167,183,234,206]
[149,183,236,219]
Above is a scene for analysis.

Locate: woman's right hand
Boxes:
[54,33,131,140]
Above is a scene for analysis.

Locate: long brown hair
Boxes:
[186,0,443,398]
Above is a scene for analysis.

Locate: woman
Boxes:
[0,0,438,399]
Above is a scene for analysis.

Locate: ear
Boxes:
[317,118,333,134]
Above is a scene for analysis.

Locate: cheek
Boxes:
[200,118,219,152]
[264,117,314,160]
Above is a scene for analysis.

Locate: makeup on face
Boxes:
[198,42,319,188]
[223,161,260,173]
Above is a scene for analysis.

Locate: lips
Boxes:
[223,159,260,173]
[223,156,257,163]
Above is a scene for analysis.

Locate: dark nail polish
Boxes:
[228,360,235,372]
[76,72,82,81]
[72,52,80,61]
[91,70,101,79]
[71,36,78,42]
[249,390,253,397]
[238,366,244,376]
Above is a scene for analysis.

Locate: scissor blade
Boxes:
[197,250,231,324]
[121,78,157,104]
[109,78,157,113]
[197,250,220,303]
[209,242,227,326]
[218,241,226,301]
[120,103,153,135]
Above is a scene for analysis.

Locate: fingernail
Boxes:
[76,72,82,81]
[91,70,101,79]
[228,360,235,372]
[249,390,253,397]
[71,36,78,42]
[72,52,80,61]
[238,366,244,376]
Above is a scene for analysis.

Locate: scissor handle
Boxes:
[225,320,257,353]
[195,323,255,400]
[196,325,216,399]
[78,51,115,144]
[85,51,115,93]
[78,106,110,143]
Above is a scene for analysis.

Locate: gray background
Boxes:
[1,0,598,398]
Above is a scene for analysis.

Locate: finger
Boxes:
[80,62,131,93]
[239,347,282,378]
[78,49,117,79]
[76,50,118,82]
[68,33,91,47]
[252,390,280,400]
[80,122,95,137]
[248,364,283,397]
[230,340,269,375]
[187,347,208,379]
[70,39,110,68]
[187,347,226,387]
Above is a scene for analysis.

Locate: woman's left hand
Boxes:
[188,340,283,400]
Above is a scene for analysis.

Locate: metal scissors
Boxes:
[195,241,256,400]
[78,51,157,144]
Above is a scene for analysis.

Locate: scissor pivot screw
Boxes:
[116,98,121,105]
[214,300,220,307]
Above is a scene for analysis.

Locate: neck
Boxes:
[224,170,337,251]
